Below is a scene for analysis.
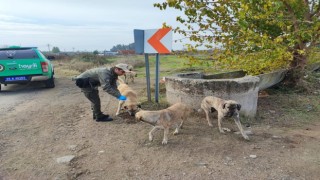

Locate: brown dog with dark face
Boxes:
[200,96,249,140]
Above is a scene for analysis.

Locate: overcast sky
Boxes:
[0,0,186,52]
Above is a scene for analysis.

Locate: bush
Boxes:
[76,53,112,66]
[114,55,145,69]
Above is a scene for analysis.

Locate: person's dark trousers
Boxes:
[81,87,103,119]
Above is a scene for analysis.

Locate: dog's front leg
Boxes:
[179,119,184,129]
[233,116,249,140]
[173,120,184,135]
[203,108,213,127]
[116,101,125,116]
[162,128,169,145]
[149,126,159,141]
[124,74,128,84]
[218,116,225,133]
[173,128,179,135]
[173,122,180,135]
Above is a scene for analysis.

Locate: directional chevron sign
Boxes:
[134,28,172,54]
[145,28,172,54]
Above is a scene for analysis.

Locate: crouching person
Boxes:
[75,63,129,122]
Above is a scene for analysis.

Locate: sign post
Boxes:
[144,54,151,102]
[134,28,172,103]
[155,53,160,102]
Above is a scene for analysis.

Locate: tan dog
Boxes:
[124,65,137,84]
[116,78,140,116]
[124,71,137,84]
[200,96,249,140]
[135,103,192,145]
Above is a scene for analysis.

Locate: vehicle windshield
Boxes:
[0,48,39,60]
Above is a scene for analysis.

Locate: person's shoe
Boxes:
[93,114,109,120]
[96,115,113,122]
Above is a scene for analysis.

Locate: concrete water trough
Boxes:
[165,71,260,118]
[165,69,289,118]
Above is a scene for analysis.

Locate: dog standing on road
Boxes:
[200,96,249,140]
[135,103,192,145]
[116,78,140,116]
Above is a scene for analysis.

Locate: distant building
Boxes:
[117,50,135,55]
[104,51,118,56]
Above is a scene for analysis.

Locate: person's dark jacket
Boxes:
[76,67,121,98]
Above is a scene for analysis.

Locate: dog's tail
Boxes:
[117,77,125,84]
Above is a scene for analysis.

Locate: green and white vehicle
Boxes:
[0,46,55,91]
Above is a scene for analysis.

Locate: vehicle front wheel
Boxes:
[45,76,55,88]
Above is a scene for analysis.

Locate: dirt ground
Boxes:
[0,74,319,180]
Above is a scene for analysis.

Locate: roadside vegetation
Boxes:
[52,53,320,127]
[155,0,320,87]
[52,54,200,78]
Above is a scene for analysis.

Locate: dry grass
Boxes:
[111,55,145,69]
[52,61,80,77]
[255,70,320,127]
[53,58,108,77]
[52,55,146,77]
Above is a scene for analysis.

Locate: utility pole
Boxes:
[47,44,51,52]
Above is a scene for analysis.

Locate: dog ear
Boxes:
[210,107,216,113]
[223,103,226,109]
[237,104,241,111]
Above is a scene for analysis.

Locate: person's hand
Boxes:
[118,95,127,101]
